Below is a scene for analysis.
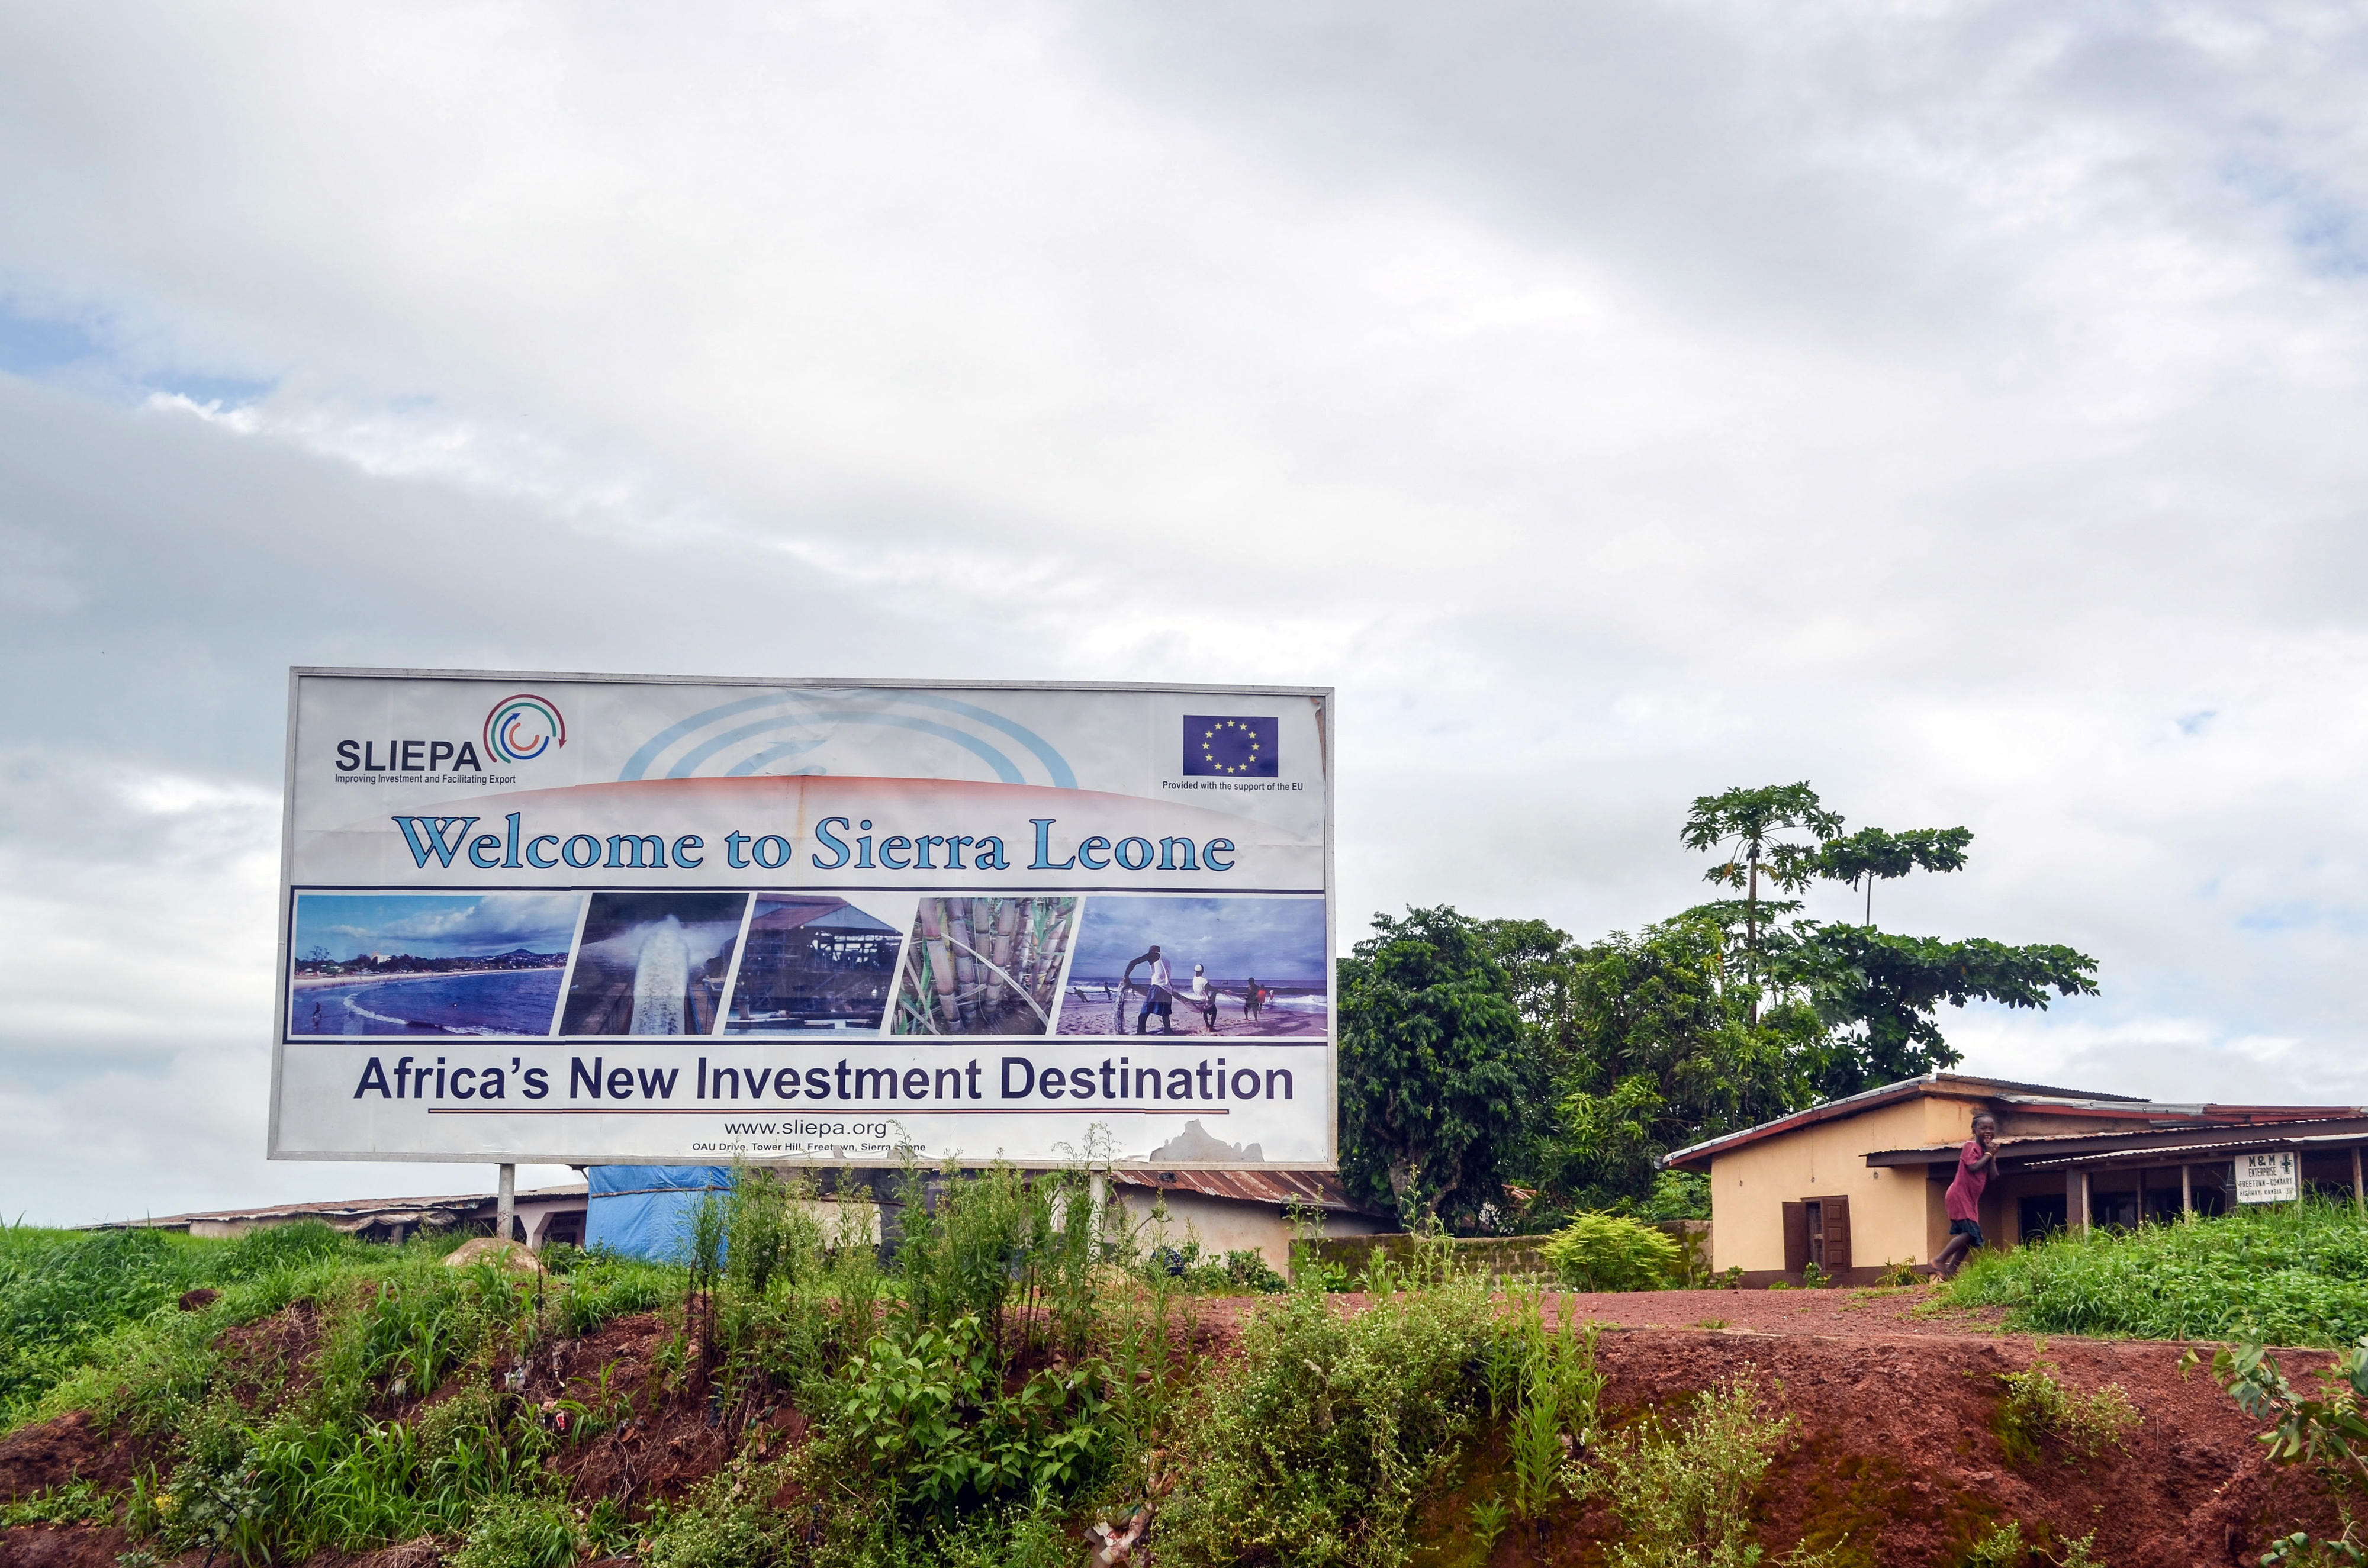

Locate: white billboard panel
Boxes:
[269,670,1334,1168]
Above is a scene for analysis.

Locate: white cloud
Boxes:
[4,0,2368,1219]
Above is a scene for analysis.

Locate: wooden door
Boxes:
[1822,1195,1852,1274]
[1782,1202,1810,1273]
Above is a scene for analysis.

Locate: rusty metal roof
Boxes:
[1108,1167,1388,1217]
[1661,1070,2359,1173]
[86,1184,587,1232]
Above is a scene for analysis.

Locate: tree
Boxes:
[1513,913,1825,1214]
[1336,906,1526,1229]
[1779,926,2099,1098]
[1679,784,1842,1013]
[1810,825,1974,923]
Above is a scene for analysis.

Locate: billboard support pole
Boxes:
[497,1164,516,1245]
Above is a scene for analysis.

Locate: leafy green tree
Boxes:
[1779,926,2098,1097]
[1464,912,1818,1222]
[1679,784,1842,1012]
[1811,825,1974,923]
[1336,907,1526,1228]
[1340,788,2098,1228]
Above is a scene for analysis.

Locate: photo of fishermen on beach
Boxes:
[1057,895,1327,1037]
[889,896,1077,1036]
[287,891,582,1038]
[557,891,749,1037]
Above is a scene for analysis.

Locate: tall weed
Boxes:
[1156,1270,1497,1566]
[1993,1359,2140,1466]
[1945,1199,2368,1345]
[1585,1370,1838,1568]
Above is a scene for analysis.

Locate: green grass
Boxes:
[0,1221,365,1426]
[1942,1198,2368,1345]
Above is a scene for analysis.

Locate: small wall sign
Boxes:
[2235,1151,2299,1204]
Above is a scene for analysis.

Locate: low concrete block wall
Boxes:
[1308,1219,1716,1288]
[1306,1234,1553,1283]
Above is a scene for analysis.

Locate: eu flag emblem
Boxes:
[1183,716,1278,777]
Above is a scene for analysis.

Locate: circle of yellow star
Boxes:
[1199,720,1262,775]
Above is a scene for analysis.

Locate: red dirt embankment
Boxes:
[0,1286,2346,1567]
[1523,1287,2339,1566]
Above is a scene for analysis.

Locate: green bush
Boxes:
[450,1492,584,1568]
[1585,1371,1839,1568]
[1542,1213,1682,1293]
[1963,1520,2025,1567]
[1156,1270,1497,1566]
[1993,1360,2140,1466]
[1,1228,213,1420]
[642,1461,800,1568]
[1944,1199,2368,1345]
[822,1312,1112,1527]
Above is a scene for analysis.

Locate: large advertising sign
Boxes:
[269,670,1334,1170]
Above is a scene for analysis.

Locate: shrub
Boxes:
[1,1228,213,1421]
[1993,1360,2141,1466]
[1964,1520,2025,1567]
[820,1313,1113,1528]
[450,1492,583,1568]
[895,1161,1102,1357]
[1585,1370,1839,1568]
[1542,1213,1682,1293]
[1223,1250,1288,1294]
[1156,1271,1498,1566]
[2215,1337,2368,1562]
[642,1461,799,1568]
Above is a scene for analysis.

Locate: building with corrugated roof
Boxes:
[1661,1071,2368,1284]
[89,1182,589,1248]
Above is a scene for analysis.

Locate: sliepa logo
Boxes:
[332,693,565,775]
[485,695,566,765]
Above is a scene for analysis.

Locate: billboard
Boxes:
[269,670,1334,1169]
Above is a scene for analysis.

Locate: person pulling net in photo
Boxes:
[1186,961,1221,1032]
[1122,944,1176,1035]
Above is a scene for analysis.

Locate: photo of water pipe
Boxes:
[887,896,1077,1036]
[557,891,749,1036]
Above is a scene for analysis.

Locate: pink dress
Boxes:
[1944,1139,1988,1223]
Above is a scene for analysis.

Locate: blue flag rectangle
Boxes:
[1183,715,1278,777]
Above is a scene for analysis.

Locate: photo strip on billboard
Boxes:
[268,671,1334,1169]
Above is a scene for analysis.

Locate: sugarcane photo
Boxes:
[890,896,1078,1036]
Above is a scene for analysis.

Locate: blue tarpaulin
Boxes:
[585,1166,733,1261]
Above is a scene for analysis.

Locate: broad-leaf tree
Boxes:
[1338,787,2100,1229]
[1779,926,2098,1097]
[1336,906,1526,1228]
[1679,783,1842,1012]
[1811,825,1974,923]
[1514,912,1825,1213]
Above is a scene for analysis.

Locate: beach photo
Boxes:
[889,896,1076,1036]
[558,891,749,1036]
[725,895,905,1033]
[1059,896,1328,1037]
[288,891,583,1038]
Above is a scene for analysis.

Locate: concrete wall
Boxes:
[1114,1189,1388,1272]
[1707,1094,1989,1273]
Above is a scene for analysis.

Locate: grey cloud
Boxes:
[5,2,2368,1220]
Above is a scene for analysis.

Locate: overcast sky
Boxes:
[5,2,2367,1224]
